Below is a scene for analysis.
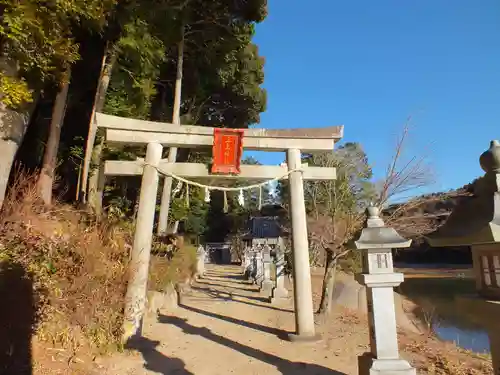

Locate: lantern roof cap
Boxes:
[427,140,500,247]
[480,140,500,173]
[355,206,411,250]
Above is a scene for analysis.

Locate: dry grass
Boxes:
[322,306,493,375]
[0,172,131,373]
[402,338,493,374]
[149,245,198,292]
[425,355,493,375]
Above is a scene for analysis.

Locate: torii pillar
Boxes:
[287,148,319,341]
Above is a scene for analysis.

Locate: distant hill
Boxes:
[385,184,474,265]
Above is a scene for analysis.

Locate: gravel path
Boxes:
[101,265,355,375]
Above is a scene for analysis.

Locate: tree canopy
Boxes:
[0,0,269,241]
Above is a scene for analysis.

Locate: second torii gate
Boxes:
[94,112,343,342]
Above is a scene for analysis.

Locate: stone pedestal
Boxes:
[271,243,289,303]
[355,206,416,375]
[247,252,256,280]
[261,247,274,297]
[242,252,250,277]
[242,250,251,274]
[358,354,416,375]
[356,274,415,375]
[247,252,255,279]
[254,251,264,285]
[196,245,205,277]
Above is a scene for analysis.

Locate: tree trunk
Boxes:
[87,137,106,216]
[317,251,338,315]
[37,70,71,205]
[80,48,115,205]
[157,29,184,235]
[0,59,38,209]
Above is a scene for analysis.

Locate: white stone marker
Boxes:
[261,245,274,297]
[196,245,205,278]
[254,248,264,286]
[246,250,256,280]
[243,251,251,278]
[123,142,163,342]
[355,206,416,375]
[204,247,210,264]
[287,148,318,341]
[271,238,289,303]
[243,249,252,277]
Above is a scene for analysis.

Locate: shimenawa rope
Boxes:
[142,162,303,192]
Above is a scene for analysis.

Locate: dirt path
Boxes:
[101,265,357,375]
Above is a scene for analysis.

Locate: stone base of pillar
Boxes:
[260,280,274,297]
[287,332,322,343]
[358,353,416,375]
[270,286,289,303]
[270,296,288,304]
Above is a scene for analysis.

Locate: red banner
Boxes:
[211,128,244,174]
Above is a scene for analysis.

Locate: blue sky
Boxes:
[245,1,500,195]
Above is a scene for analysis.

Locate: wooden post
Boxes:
[123,142,163,342]
[286,148,319,341]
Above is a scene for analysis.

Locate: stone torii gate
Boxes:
[94,112,343,342]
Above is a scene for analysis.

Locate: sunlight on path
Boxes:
[102,265,355,375]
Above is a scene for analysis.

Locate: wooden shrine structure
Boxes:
[93,112,343,342]
[242,216,282,247]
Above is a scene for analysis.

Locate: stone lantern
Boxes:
[427,140,500,374]
[355,206,416,375]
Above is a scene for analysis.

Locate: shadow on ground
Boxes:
[206,273,248,281]
[180,303,290,339]
[0,261,36,375]
[191,285,293,313]
[125,336,194,375]
[202,270,252,283]
[197,276,257,290]
[196,278,257,292]
[158,314,347,375]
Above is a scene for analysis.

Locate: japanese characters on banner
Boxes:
[211,128,244,174]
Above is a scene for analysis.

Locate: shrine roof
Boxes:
[243,216,281,239]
